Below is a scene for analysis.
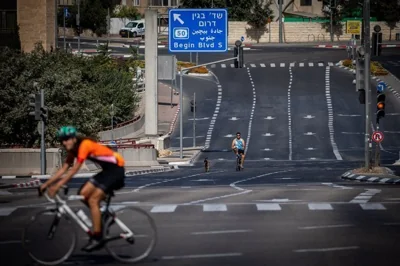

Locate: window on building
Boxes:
[133,0,140,6]
[149,0,179,6]
[300,0,312,6]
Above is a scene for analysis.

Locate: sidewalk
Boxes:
[158,147,203,166]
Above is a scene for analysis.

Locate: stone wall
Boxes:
[228,21,400,44]
[17,0,56,52]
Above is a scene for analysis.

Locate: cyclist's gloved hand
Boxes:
[38,185,46,197]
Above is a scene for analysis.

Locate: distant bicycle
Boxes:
[22,186,157,265]
[235,153,242,171]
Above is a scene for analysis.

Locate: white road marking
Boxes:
[341,132,363,135]
[204,74,223,149]
[203,204,227,212]
[262,133,275,136]
[290,62,295,67]
[191,230,252,235]
[224,134,234,137]
[230,63,234,68]
[185,190,251,204]
[245,67,257,155]
[328,62,334,66]
[309,62,314,67]
[0,207,17,216]
[271,63,276,67]
[298,224,354,230]
[250,64,256,67]
[150,205,177,213]
[221,64,226,68]
[211,64,216,68]
[299,63,304,67]
[349,189,380,203]
[303,115,315,119]
[294,246,359,253]
[162,253,242,260]
[305,147,316,150]
[318,62,324,67]
[304,132,316,136]
[379,178,390,183]
[133,172,223,192]
[360,203,386,210]
[260,63,266,67]
[264,116,275,120]
[325,66,343,160]
[280,63,285,67]
[337,114,361,117]
[262,148,273,151]
[308,203,333,210]
[229,117,239,120]
[288,66,293,160]
[0,240,21,245]
[256,203,282,211]
[230,170,291,191]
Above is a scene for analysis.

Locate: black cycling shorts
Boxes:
[89,166,125,194]
[237,149,244,155]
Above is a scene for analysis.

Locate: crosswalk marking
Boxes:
[280,63,285,67]
[309,62,314,67]
[260,63,266,67]
[203,204,227,212]
[221,64,226,68]
[299,63,305,67]
[256,203,281,211]
[271,63,276,67]
[318,63,324,67]
[308,203,333,210]
[250,64,256,67]
[151,205,178,213]
[230,63,234,68]
[290,63,295,67]
[360,203,386,210]
[0,207,17,216]
[211,64,216,68]
[328,62,334,66]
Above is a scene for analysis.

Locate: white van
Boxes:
[119,20,145,38]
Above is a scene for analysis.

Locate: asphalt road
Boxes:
[2,42,400,265]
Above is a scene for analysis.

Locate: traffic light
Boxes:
[376,92,385,123]
[40,107,48,122]
[190,100,196,112]
[29,93,41,121]
[234,40,244,68]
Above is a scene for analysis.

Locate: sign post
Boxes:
[63,8,68,51]
[169,8,229,159]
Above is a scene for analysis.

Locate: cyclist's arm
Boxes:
[231,139,236,149]
[41,162,69,190]
[56,161,83,188]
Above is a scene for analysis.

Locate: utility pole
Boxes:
[192,93,196,147]
[55,0,58,49]
[77,0,80,53]
[63,7,66,51]
[111,104,114,141]
[330,0,333,42]
[363,0,372,169]
[279,0,283,43]
[40,88,46,175]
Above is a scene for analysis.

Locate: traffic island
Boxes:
[341,167,400,184]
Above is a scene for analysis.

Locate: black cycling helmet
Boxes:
[236,132,241,135]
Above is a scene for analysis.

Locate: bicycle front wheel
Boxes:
[22,209,77,265]
[104,206,157,263]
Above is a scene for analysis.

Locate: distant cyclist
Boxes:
[231,132,245,169]
[39,126,126,252]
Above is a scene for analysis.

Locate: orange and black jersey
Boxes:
[65,138,125,168]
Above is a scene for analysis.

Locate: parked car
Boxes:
[119,20,145,38]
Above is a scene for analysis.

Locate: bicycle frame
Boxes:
[44,192,134,241]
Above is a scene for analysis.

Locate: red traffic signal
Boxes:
[376,93,385,123]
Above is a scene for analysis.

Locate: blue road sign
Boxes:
[64,8,69,17]
[168,9,228,53]
[377,81,386,92]
[240,36,245,42]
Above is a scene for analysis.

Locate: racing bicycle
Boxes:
[22,186,157,265]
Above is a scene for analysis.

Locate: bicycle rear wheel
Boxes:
[22,209,77,265]
[104,206,157,263]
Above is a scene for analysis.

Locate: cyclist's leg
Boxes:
[239,149,245,167]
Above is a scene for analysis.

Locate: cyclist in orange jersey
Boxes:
[39,126,126,251]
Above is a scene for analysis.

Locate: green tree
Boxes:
[246,0,274,43]
[374,0,400,40]
[0,44,139,147]
[113,5,140,20]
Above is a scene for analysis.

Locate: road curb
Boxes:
[0,179,41,189]
[341,171,400,184]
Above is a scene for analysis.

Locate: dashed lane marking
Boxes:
[288,67,293,160]
[325,66,343,160]
[245,67,257,156]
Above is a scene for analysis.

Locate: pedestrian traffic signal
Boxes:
[28,93,41,121]
[376,92,385,123]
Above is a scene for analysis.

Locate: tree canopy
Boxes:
[0,44,140,147]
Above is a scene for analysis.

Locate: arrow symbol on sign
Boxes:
[229,117,239,121]
[173,13,184,25]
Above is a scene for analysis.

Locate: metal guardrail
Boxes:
[103,115,141,131]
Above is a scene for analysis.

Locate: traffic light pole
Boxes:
[40,89,46,175]
[363,0,372,169]
[193,92,196,148]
